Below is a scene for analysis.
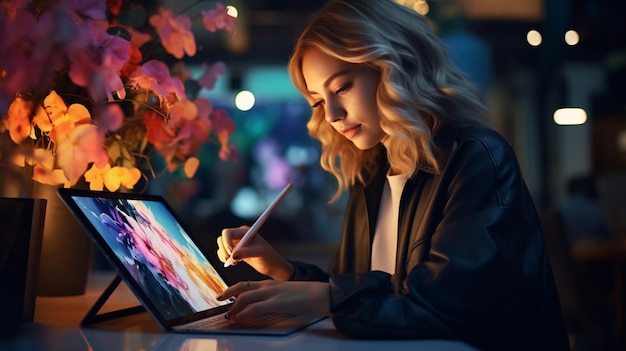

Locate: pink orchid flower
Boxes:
[198,62,227,91]
[62,0,108,23]
[58,0,108,52]
[0,10,73,114]
[130,60,186,103]
[149,7,196,59]
[194,97,213,120]
[166,98,197,130]
[56,124,109,186]
[210,108,236,161]
[202,2,237,35]
[90,57,128,102]
[68,23,129,101]
[28,148,70,187]
[177,114,211,156]
[166,98,214,162]
[218,144,237,162]
[172,61,192,83]
[98,103,124,132]
[211,107,235,135]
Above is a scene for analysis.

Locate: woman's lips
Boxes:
[341,125,361,139]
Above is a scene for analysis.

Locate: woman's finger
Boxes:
[219,229,235,256]
[216,236,227,263]
[222,226,249,245]
[224,281,273,320]
[218,280,249,301]
[216,234,236,263]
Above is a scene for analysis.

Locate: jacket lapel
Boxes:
[392,126,458,292]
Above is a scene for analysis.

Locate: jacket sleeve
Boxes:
[287,260,330,282]
[327,132,567,350]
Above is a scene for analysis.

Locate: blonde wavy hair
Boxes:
[288,0,489,202]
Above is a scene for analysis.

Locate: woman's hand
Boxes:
[217,280,331,322]
[217,226,295,280]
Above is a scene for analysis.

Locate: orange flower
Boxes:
[84,163,141,192]
[84,163,112,191]
[183,156,200,178]
[143,110,176,148]
[34,90,92,144]
[103,166,142,192]
[3,97,33,143]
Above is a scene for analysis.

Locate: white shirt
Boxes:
[371,172,407,274]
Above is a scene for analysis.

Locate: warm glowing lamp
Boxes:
[553,108,587,125]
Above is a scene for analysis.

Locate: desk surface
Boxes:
[3,271,478,351]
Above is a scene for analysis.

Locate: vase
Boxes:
[0,197,46,336]
[33,184,93,296]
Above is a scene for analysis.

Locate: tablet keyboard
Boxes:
[188,312,295,329]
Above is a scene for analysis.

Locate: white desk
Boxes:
[3,271,478,351]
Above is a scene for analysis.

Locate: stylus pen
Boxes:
[224,182,293,268]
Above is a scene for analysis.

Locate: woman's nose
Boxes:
[324,100,345,123]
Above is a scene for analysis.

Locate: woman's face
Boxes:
[302,47,386,150]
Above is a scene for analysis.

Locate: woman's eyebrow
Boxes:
[307,70,351,95]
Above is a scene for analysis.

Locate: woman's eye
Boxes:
[335,83,351,95]
[311,100,323,108]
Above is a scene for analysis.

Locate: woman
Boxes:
[216,1,569,350]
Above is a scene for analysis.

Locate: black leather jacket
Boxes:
[290,126,569,351]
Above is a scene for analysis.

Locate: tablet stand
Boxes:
[81,274,145,326]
